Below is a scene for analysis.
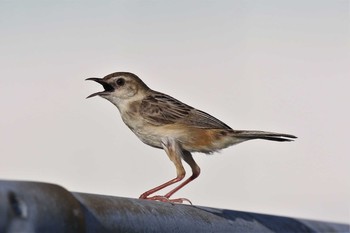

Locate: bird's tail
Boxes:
[232,130,297,142]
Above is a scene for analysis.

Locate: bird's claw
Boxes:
[140,195,192,205]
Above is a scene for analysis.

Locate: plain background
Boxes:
[1,0,349,223]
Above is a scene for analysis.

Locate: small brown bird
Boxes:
[86,72,296,204]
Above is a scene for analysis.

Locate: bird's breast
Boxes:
[120,109,164,148]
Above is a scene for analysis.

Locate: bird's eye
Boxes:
[116,78,125,86]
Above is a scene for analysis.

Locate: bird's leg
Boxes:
[139,138,186,202]
[138,175,185,200]
[162,150,200,204]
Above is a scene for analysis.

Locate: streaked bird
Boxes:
[86,72,296,203]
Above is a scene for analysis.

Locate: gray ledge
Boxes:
[0,180,348,233]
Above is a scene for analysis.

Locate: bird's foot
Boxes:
[139,195,192,205]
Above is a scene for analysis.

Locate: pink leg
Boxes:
[139,138,186,202]
[139,147,201,204]
[165,151,200,198]
[163,151,200,203]
[139,174,185,199]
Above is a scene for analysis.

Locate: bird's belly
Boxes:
[130,127,164,149]
[130,124,189,149]
[136,132,163,148]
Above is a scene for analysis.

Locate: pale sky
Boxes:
[0,0,349,223]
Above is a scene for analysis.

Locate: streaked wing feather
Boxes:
[140,92,232,129]
[185,109,232,129]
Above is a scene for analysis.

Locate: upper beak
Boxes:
[86,77,114,98]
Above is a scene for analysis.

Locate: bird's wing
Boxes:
[139,92,232,129]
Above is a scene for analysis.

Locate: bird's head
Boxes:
[86,72,149,106]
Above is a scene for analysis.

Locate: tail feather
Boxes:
[233,130,297,142]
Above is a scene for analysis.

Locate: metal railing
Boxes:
[0,180,348,233]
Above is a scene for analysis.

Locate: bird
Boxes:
[86,72,296,204]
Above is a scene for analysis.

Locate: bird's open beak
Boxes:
[86,77,115,98]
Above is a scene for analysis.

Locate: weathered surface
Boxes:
[0,180,348,233]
